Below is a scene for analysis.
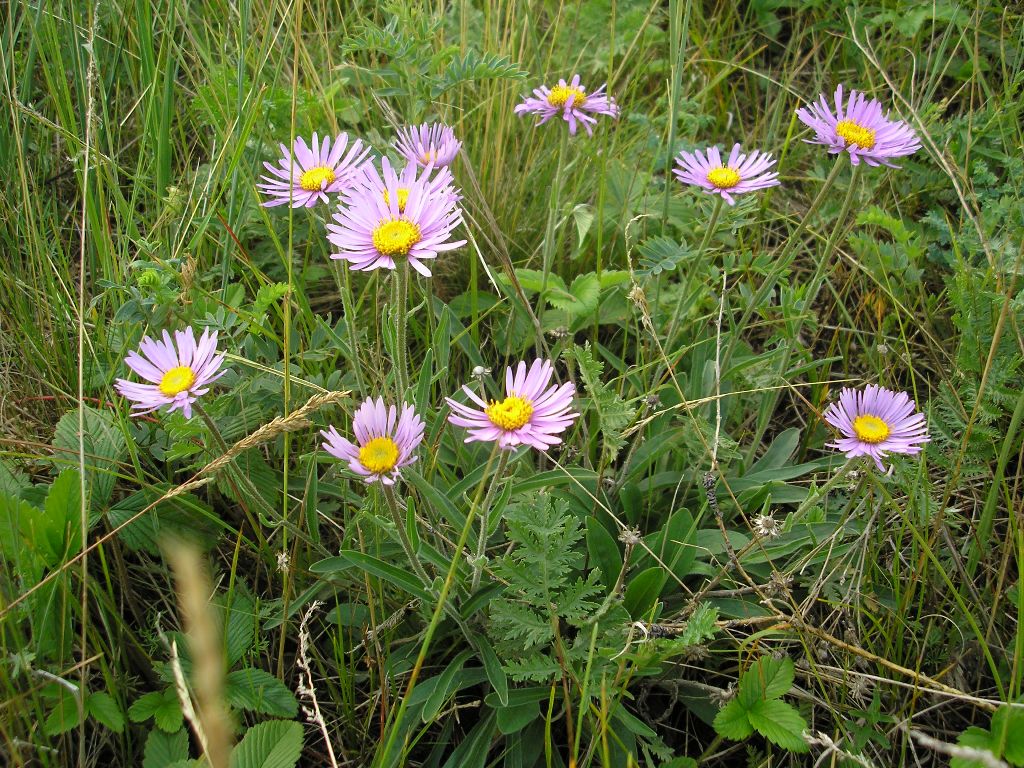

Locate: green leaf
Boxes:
[571,204,594,250]
[87,691,125,733]
[586,517,622,593]
[738,656,795,708]
[548,273,601,318]
[432,49,527,96]
[229,720,304,768]
[636,236,692,276]
[713,698,753,740]
[129,689,183,733]
[953,726,1000,768]
[475,635,508,706]
[225,668,298,718]
[623,567,666,619]
[496,701,539,735]
[509,268,566,296]
[222,593,257,666]
[747,698,809,752]
[143,728,190,768]
[993,705,1024,765]
[44,692,82,736]
[564,343,637,462]
[332,550,432,601]
[43,469,84,563]
[52,405,126,509]
[421,650,473,722]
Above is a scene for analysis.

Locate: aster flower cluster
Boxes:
[115,77,930,509]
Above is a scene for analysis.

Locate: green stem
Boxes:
[727,156,846,353]
[394,262,411,397]
[743,161,859,462]
[375,444,501,767]
[536,129,570,345]
[470,449,511,591]
[664,195,723,350]
[382,484,432,588]
[661,0,690,230]
[792,459,856,519]
[193,403,269,548]
[335,262,365,397]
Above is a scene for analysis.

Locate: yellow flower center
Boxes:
[382,187,410,212]
[835,119,877,150]
[485,395,534,431]
[159,366,196,397]
[420,150,436,164]
[547,85,586,108]
[372,219,421,257]
[299,166,336,192]
[358,436,400,474]
[706,166,742,189]
[853,414,890,444]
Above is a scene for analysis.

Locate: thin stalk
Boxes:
[535,129,570,344]
[334,262,365,397]
[382,484,432,588]
[471,449,511,591]
[394,262,411,397]
[728,157,846,351]
[193,403,271,548]
[664,195,723,350]
[792,459,856,519]
[744,162,859,462]
[375,444,501,767]
[661,0,690,229]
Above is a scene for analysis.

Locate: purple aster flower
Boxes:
[394,122,461,168]
[446,359,578,450]
[258,132,372,207]
[321,397,425,485]
[823,384,930,471]
[326,157,466,277]
[795,85,922,167]
[513,74,619,136]
[115,327,227,419]
[673,143,780,205]
[357,156,460,213]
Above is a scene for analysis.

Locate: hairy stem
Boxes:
[382,483,432,588]
[471,449,511,591]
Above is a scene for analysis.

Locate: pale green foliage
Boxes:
[488,493,606,681]
[564,343,637,463]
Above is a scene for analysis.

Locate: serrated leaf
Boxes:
[52,405,126,509]
[143,728,190,768]
[130,689,183,733]
[564,343,637,462]
[713,698,753,740]
[572,204,594,250]
[993,705,1024,765]
[952,726,1000,768]
[225,668,298,718]
[87,691,125,732]
[747,699,809,752]
[44,692,82,736]
[228,720,304,768]
[738,656,794,708]
[509,268,566,295]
